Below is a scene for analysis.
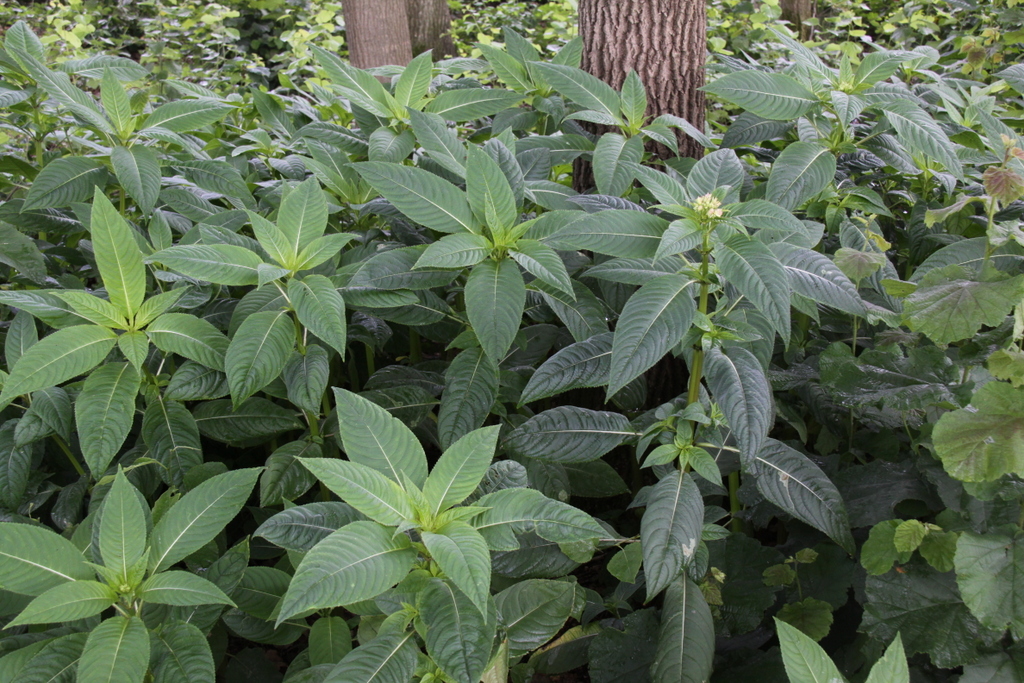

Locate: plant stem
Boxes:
[364,343,376,378]
[728,471,742,533]
[53,435,86,477]
[347,347,361,391]
[408,330,421,364]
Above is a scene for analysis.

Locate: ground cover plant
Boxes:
[0,8,1024,683]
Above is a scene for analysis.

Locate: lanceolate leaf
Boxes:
[0,523,91,595]
[423,425,500,516]
[505,406,634,463]
[465,257,526,362]
[149,468,260,572]
[151,621,216,683]
[142,398,203,487]
[277,520,417,624]
[418,579,496,683]
[494,579,576,657]
[422,521,492,615]
[642,471,704,599]
[520,333,612,405]
[300,457,416,526]
[770,242,866,316]
[98,470,147,580]
[0,325,117,411]
[332,388,428,487]
[702,70,817,121]
[147,313,230,371]
[78,616,150,683]
[438,347,500,450]
[147,244,263,286]
[775,617,845,683]
[278,176,329,257]
[324,630,418,683]
[22,157,108,211]
[753,439,855,553]
[9,580,118,626]
[879,99,963,177]
[651,577,715,683]
[473,488,605,551]
[111,145,161,215]
[704,346,772,465]
[765,141,836,210]
[225,309,294,407]
[75,362,139,477]
[289,275,347,357]
[531,62,621,121]
[353,162,478,234]
[608,274,695,398]
[715,235,791,344]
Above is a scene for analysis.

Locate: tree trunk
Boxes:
[574,0,707,190]
[406,0,456,58]
[341,0,414,69]
[780,0,816,40]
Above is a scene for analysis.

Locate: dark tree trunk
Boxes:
[574,0,707,190]
[780,0,816,40]
[406,0,456,57]
[341,0,414,69]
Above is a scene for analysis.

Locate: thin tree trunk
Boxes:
[406,0,456,57]
[574,0,707,190]
[341,0,414,68]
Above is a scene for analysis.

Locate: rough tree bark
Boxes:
[341,0,414,68]
[406,0,456,57]
[575,0,707,191]
[780,0,816,40]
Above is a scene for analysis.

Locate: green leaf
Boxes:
[620,70,648,127]
[277,520,417,624]
[75,362,139,477]
[312,45,397,117]
[861,521,910,576]
[99,470,147,580]
[651,577,714,683]
[278,176,329,258]
[702,70,817,121]
[12,51,116,134]
[147,313,230,371]
[0,225,47,284]
[608,274,695,398]
[438,347,500,450]
[6,631,88,683]
[771,243,866,316]
[864,635,909,683]
[22,157,108,211]
[89,189,148,318]
[260,439,321,506]
[716,235,791,343]
[593,134,644,197]
[225,309,293,407]
[933,381,1024,482]
[423,521,492,614]
[765,142,836,210]
[476,43,533,92]
[142,99,232,132]
[141,398,202,487]
[426,88,526,122]
[101,67,133,136]
[424,425,500,516]
[151,621,216,683]
[467,146,518,236]
[78,616,150,683]
[955,529,1024,639]
[309,615,353,666]
[148,468,260,572]
[332,387,428,487]
[0,325,116,410]
[323,630,418,683]
[775,617,845,683]
[289,275,347,357]
[147,244,263,286]
[0,423,30,509]
[255,501,361,553]
[607,542,643,583]
[704,346,772,465]
[893,520,927,553]
[300,457,416,526]
[117,330,149,370]
[138,570,235,606]
[50,291,128,329]
[408,109,467,176]
[531,62,621,123]
[353,161,478,234]
[418,578,496,683]
[473,487,605,551]
[642,471,704,599]
[510,239,573,297]
[465,257,526,361]
[8,580,117,626]
[687,148,745,203]
[519,332,611,405]
[282,346,330,415]
[862,563,994,668]
[546,210,666,258]
[753,439,855,553]
[0,523,91,595]
[416,233,491,269]
[878,100,963,177]
[532,280,609,342]
[394,50,433,109]
[494,579,575,657]
[505,406,633,463]
[904,270,1024,345]
[778,597,834,642]
[192,397,299,443]
[111,145,160,215]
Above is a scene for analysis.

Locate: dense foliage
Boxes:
[1,4,1024,683]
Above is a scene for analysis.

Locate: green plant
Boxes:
[2,10,1024,683]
